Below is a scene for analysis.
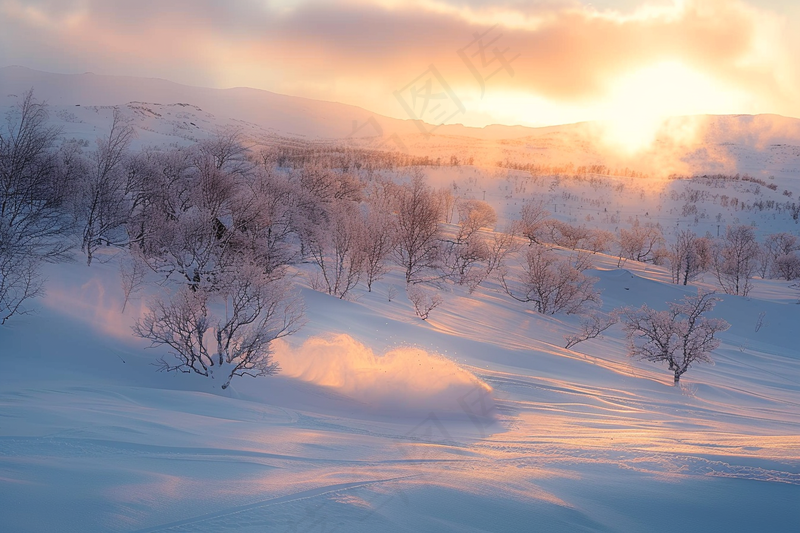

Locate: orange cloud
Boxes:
[0,0,797,127]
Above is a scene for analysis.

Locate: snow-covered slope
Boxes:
[1,244,799,532]
[1,67,800,532]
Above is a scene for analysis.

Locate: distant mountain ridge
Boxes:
[2,65,800,179]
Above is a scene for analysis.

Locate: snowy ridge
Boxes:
[3,66,800,178]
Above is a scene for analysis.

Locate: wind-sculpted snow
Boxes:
[274,334,495,418]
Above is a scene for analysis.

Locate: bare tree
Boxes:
[669,230,711,285]
[618,221,664,265]
[545,220,592,250]
[231,168,304,274]
[360,181,398,291]
[77,107,135,265]
[442,233,491,288]
[393,171,443,283]
[296,163,363,204]
[0,90,73,323]
[120,249,147,313]
[0,252,42,324]
[437,185,458,224]
[519,200,549,245]
[500,245,600,315]
[361,208,396,292]
[134,263,303,389]
[760,233,798,279]
[134,141,244,289]
[307,201,366,299]
[584,229,616,254]
[455,199,496,243]
[773,252,800,281]
[622,292,730,385]
[713,225,759,296]
[198,128,250,174]
[570,250,594,272]
[565,311,619,349]
[442,221,521,293]
[485,223,521,276]
[124,146,195,253]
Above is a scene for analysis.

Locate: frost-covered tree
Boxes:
[519,200,549,245]
[134,261,303,389]
[773,252,800,281]
[132,141,244,289]
[360,179,398,292]
[622,292,729,385]
[760,233,798,279]
[0,90,73,323]
[565,311,619,349]
[361,207,396,292]
[669,230,712,285]
[713,225,759,296]
[545,220,592,250]
[500,245,600,315]
[406,284,442,320]
[617,221,663,265]
[455,199,496,243]
[442,232,491,288]
[76,108,135,265]
[307,201,366,299]
[393,171,443,283]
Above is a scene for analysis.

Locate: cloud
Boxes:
[0,0,797,125]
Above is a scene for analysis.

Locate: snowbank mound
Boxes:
[273,334,495,417]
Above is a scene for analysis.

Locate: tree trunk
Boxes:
[674,370,681,385]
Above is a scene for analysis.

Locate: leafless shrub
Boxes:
[134,263,303,389]
[407,285,442,320]
[386,284,397,302]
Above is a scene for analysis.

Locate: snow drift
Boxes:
[273,334,495,418]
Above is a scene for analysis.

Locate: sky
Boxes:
[2,0,799,144]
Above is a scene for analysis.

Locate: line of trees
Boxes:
[517,196,800,296]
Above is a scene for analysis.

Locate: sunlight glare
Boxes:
[598,61,751,153]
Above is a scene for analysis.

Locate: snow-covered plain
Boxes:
[1,68,799,532]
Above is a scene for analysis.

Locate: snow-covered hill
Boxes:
[1,66,799,532]
[3,66,800,179]
[1,246,798,532]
